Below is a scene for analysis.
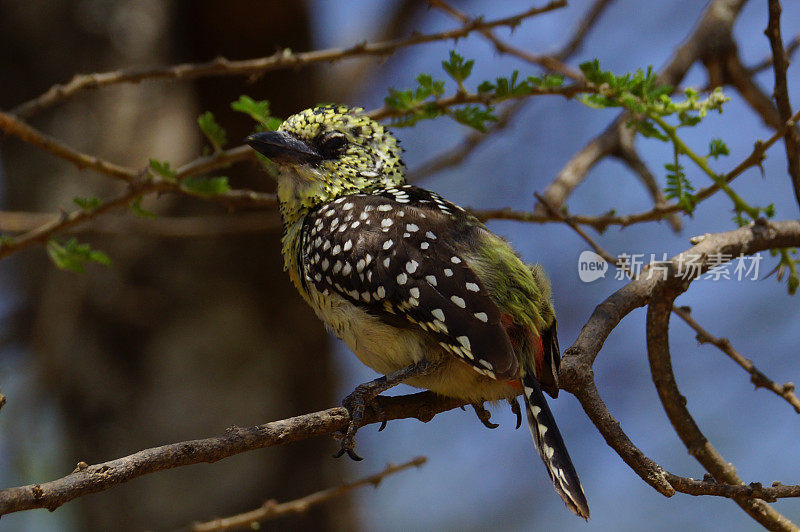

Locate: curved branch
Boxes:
[559,220,800,527]
[647,267,795,530]
[0,392,464,517]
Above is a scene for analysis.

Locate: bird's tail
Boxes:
[522,372,590,519]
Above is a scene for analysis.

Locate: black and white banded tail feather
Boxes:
[522,373,589,519]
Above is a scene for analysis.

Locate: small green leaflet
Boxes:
[73,196,102,212]
[442,51,474,84]
[129,198,156,219]
[149,159,177,182]
[181,176,231,196]
[664,162,696,213]
[47,238,111,273]
[231,96,281,130]
[197,111,227,152]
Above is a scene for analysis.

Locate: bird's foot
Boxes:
[335,376,388,461]
[471,402,499,429]
[334,359,440,461]
[508,397,522,429]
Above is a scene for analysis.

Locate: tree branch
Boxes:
[647,266,795,530]
[9,1,567,119]
[428,0,580,79]
[766,0,800,210]
[0,392,464,517]
[533,0,748,217]
[672,306,800,414]
[187,457,427,531]
[558,220,800,527]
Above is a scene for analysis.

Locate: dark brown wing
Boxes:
[300,186,519,380]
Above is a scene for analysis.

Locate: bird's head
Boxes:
[247,106,405,216]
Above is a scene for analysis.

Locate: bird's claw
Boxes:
[508,397,522,429]
[334,379,387,460]
[471,402,499,429]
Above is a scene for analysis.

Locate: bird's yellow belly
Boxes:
[306,286,519,403]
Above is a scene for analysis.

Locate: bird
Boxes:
[246,105,589,519]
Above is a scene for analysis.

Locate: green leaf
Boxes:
[664,161,696,212]
[477,80,495,93]
[197,111,227,152]
[449,105,497,132]
[493,71,533,100]
[543,74,564,88]
[181,176,231,196]
[442,51,474,84]
[46,238,111,273]
[231,96,274,127]
[149,159,177,182]
[764,203,776,218]
[628,118,669,141]
[73,196,102,212]
[129,198,156,219]
[708,138,730,159]
[415,73,446,99]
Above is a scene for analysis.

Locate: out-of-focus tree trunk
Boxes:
[0,1,349,530]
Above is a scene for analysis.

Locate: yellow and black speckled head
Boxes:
[247,106,405,205]
[247,105,407,267]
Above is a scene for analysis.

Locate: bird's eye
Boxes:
[318,134,348,158]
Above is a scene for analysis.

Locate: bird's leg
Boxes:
[470,402,499,429]
[508,397,522,429]
[335,359,440,461]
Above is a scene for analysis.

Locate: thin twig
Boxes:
[0,112,137,184]
[428,0,580,79]
[747,32,800,75]
[10,1,567,119]
[766,0,800,209]
[553,0,616,61]
[187,457,427,531]
[671,306,800,414]
[534,0,748,217]
[408,100,526,182]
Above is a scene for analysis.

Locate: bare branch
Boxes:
[553,0,616,61]
[747,32,800,75]
[0,210,281,238]
[647,262,795,530]
[672,306,800,414]
[408,100,525,182]
[9,1,567,119]
[766,0,800,209]
[478,106,800,229]
[188,457,427,531]
[559,220,800,520]
[428,0,580,79]
[0,392,464,517]
[537,190,800,420]
[0,112,137,184]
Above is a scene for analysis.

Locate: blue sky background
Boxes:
[1,1,799,530]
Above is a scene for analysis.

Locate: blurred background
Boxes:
[0,0,798,530]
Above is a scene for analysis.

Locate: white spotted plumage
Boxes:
[250,106,588,520]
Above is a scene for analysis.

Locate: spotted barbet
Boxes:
[246,105,589,519]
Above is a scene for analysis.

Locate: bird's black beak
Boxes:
[246,131,320,164]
